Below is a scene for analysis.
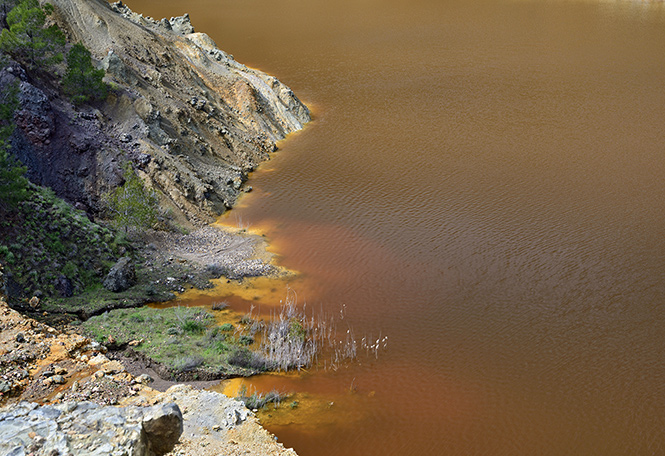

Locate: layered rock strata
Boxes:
[13,0,309,225]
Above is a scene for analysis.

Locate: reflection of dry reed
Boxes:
[235,384,286,410]
[235,213,251,232]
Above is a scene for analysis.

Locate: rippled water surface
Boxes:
[128,0,665,454]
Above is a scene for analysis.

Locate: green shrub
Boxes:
[129,314,145,323]
[238,335,254,346]
[237,389,286,410]
[289,318,305,342]
[104,165,158,233]
[173,355,204,372]
[0,82,27,212]
[211,340,229,353]
[166,326,181,336]
[220,323,234,332]
[180,319,206,335]
[62,261,77,279]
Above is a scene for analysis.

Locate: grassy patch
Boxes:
[219,323,234,332]
[40,281,176,319]
[0,183,215,320]
[79,306,267,378]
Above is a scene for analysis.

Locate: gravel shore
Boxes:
[141,224,282,282]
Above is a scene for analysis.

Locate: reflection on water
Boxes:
[127,0,665,454]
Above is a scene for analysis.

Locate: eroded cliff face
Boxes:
[18,0,309,226]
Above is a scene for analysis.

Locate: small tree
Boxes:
[0,0,65,69]
[63,42,108,105]
[105,165,158,233]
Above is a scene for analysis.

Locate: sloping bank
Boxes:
[1,0,311,453]
[5,0,310,318]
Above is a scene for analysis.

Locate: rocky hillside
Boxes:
[1,0,308,314]
[12,0,309,227]
[1,1,309,453]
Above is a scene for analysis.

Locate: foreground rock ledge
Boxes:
[143,385,299,456]
[0,401,182,456]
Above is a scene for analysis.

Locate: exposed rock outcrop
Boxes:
[103,256,137,292]
[2,62,126,216]
[23,0,310,226]
[139,385,298,456]
[0,400,183,456]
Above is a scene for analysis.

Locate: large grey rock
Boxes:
[103,257,137,292]
[142,403,183,455]
[0,401,183,456]
[154,385,250,440]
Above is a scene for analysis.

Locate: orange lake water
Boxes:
[128,0,665,454]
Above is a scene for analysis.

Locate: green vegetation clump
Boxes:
[0,0,108,105]
[80,306,269,378]
[104,165,159,234]
[0,80,26,212]
[236,385,286,410]
[63,42,108,105]
[0,145,25,210]
[0,1,119,307]
[0,184,120,299]
[180,318,206,335]
[238,334,254,345]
